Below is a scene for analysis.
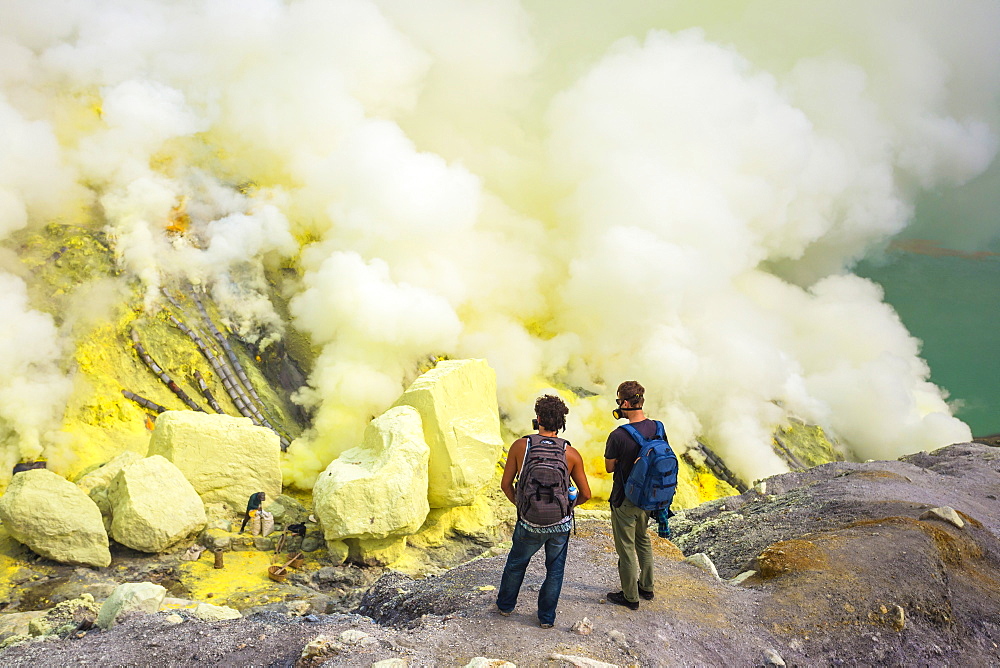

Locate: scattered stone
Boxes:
[889,604,906,631]
[108,455,207,553]
[919,506,965,529]
[97,582,167,629]
[339,628,377,645]
[266,494,310,525]
[549,654,619,668]
[301,536,323,552]
[683,552,721,579]
[314,406,430,555]
[230,535,255,551]
[763,648,786,666]
[0,611,46,642]
[163,613,184,625]
[607,629,629,649]
[26,594,99,638]
[253,536,274,551]
[393,359,504,508]
[729,570,757,585]
[0,469,111,567]
[199,528,232,551]
[190,603,241,621]
[148,410,282,511]
[180,544,206,561]
[286,600,311,616]
[571,617,594,635]
[463,659,515,668]
[372,659,409,668]
[0,633,36,649]
[297,634,344,667]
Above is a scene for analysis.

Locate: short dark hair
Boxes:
[534,394,568,432]
[617,381,644,407]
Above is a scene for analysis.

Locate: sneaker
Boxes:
[497,605,512,617]
[539,622,554,629]
[606,591,639,610]
[638,583,654,600]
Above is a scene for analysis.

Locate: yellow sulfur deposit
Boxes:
[393,359,504,509]
[175,550,307,611]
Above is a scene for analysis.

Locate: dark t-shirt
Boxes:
[245,492,265,514]
[604,419,658,508]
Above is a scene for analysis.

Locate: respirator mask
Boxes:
[612,397,639,420]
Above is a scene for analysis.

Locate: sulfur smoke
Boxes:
[0,0,997,487]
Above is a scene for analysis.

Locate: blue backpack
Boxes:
[622,421,678,512]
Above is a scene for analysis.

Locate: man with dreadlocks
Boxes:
[497,394,591,629]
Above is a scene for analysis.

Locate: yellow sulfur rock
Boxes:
[313,406,430,542]
[393,359,503,508]
[0,470,110,568]
[75,451,144,530]
[345,536,408,567]
[673,464,739,510]
[148,411,281,512]
[108,455,207,553]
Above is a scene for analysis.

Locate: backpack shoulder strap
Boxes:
[518,434,533,478]
[620,423,648,447]
[653,421,666,441]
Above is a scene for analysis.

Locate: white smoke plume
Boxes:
[1,0,996,486]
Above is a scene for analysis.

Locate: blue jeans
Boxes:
[496,522,570,625]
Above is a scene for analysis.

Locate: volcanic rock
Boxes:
[393,359,503,508]
[75,451,144,530]
[97,582,166,629]
[108,455,207,553]
[147,410,282,511]
[0,469,111,568]
[313,405,430,559]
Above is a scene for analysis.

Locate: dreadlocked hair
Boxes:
[617,380,645,407]
[534,394,569,433]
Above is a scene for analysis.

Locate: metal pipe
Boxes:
[121,389,168,414]
[129,328,205,412]
[193,370,224,414]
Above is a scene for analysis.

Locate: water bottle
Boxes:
[569,484,578,504]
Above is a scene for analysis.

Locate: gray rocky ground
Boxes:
[1,442,999,666]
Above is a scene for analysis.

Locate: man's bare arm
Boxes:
[568,447,591,506]
[605,458,616,473]
[500,438,526,505]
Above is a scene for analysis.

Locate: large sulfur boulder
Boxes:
[393,359,504,508]
[147,411,281,511]
[0,469,111,568]
[314,405,430,545]
[108,456,207,553]
[75,451,144,530]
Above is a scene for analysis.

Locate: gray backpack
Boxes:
[515,435,571,526]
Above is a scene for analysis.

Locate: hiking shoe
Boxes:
[497,605,512,617]
[539,622,554,629]
[606,591,639,610]
[638,583,654,600]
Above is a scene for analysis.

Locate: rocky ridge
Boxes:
[0,442,997,666]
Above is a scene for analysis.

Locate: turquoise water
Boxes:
[855,251,1000,437]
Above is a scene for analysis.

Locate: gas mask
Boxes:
[613,397,639,420]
